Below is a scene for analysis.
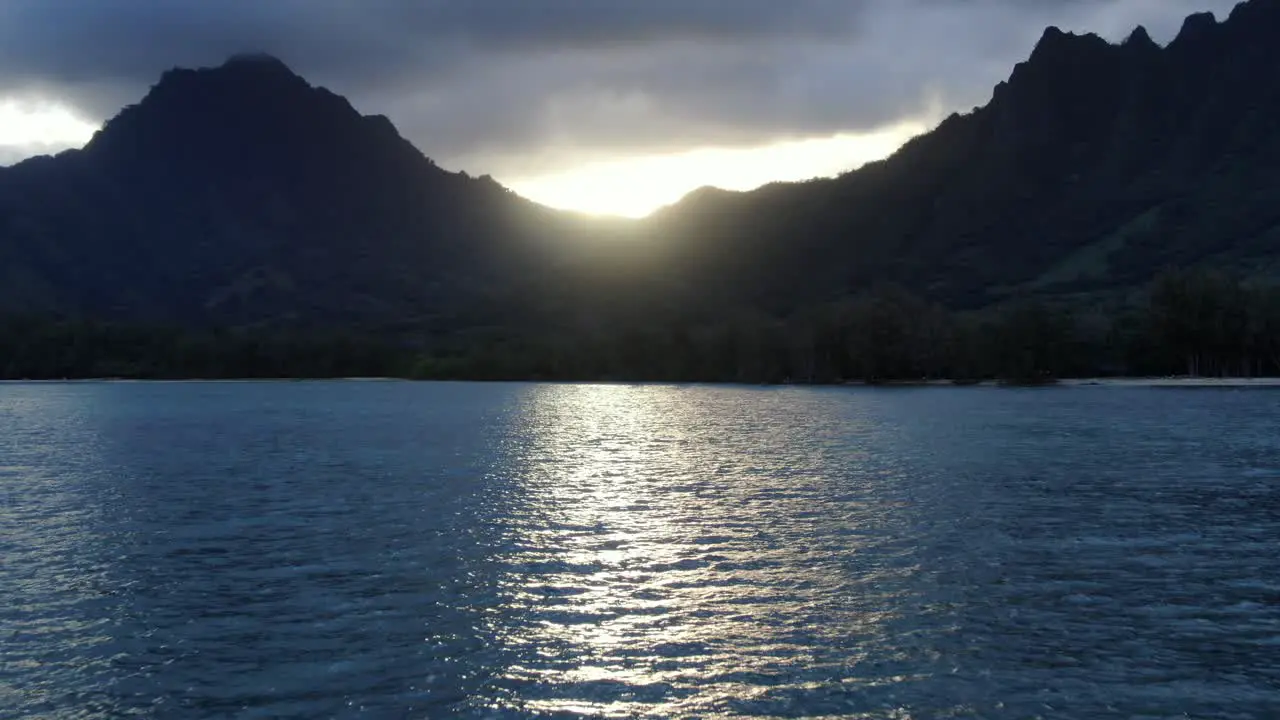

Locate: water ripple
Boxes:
[2,382,1278,718]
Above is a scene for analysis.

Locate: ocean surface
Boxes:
[2,381,1278,719]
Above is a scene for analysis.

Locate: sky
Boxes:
[0,0,1244,217]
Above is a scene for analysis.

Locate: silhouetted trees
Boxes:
[0,318,407,380]
[4,269,1280,382]
[402,272,1280,383]
[1143,268,1280,377]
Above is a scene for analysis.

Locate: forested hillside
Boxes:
[648,0,1280,310]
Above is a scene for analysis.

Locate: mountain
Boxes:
[3,0,1280,339]
[0,53,627,330]
[648,0,1280,310]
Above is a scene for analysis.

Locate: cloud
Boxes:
[0,1,863,91]
[0,0,1246,176]
[0,147,30,166]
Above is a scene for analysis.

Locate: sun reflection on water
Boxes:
[484,384,929,718]
[6,383,1280,718]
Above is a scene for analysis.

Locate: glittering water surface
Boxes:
[2,382,1279,719]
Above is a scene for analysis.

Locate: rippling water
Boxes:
[2,381,1278,719]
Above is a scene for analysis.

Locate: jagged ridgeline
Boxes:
[2,0,1280,380]
[649,1,1280,308]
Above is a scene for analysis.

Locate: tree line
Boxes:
[3,268,1279,383]
[0,320,408,380]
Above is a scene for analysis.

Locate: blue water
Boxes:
[2,381,1278,719]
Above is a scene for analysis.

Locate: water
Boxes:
[2,382,1278,719]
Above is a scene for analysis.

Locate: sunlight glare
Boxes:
[0,98,99,154]
[490,383,897,717]
[507,121,928,218]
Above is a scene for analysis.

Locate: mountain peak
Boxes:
[1123,25,1157,50]
[1006,24,1116,91]
[131,52,312,116]
[1034,25,1069,51]
[1228,0,1280,24]
[216,52,301,80]
[83,52,419,176]
[1028,25,1112,62]
[1173,11,1220,45]
[223,51,290,69]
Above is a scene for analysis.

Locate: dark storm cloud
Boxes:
[0,0,1244,175]
[0,0,866,162]
[0,1,862,87]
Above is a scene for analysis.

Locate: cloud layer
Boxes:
[0,0,1245,176]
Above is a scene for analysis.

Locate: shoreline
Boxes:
[1058,377,1280,388]
[841,377,1280,388]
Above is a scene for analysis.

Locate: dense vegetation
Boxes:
[5,269,1278,383]
[0,320,409,380]
[410,269,1280,382]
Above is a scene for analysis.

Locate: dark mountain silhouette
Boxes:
[2,0,1280,339]
[0,53,619,329]
[648,0,1280,309]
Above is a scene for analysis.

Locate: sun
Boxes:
[506,121,927,218]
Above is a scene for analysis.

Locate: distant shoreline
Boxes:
[1058,377,1280,388]
[844,377,1280,388]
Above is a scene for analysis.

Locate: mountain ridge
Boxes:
[647,0,1280,308]
[0,52,612,329]
[2,0,1279,334]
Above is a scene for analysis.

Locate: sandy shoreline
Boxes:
[830,377,1280,388]
[1058,377,1280,388]
[841,377,1280,388]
